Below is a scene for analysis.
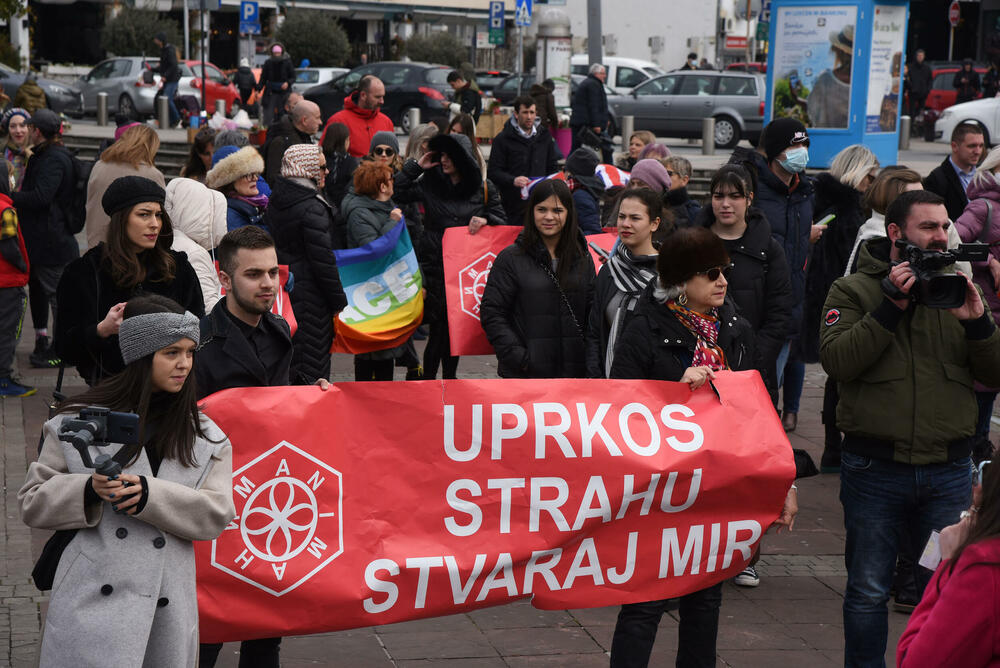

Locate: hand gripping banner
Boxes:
[195,371,794,642]
[443,227,619,357]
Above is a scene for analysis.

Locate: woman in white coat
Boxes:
[165,177,229,310]
[19,294,235,667]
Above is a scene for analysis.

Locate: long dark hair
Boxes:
[321,121,350,156]
[56,295,206,467]
[102,202,176,289]
[703,164,755,226]
[521,179,585,286]
[180,127,215,180]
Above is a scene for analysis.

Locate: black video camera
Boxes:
[882,240,989,309]
[58,407,140,477]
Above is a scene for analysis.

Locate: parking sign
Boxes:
[489,1,505,45]
[239,0,260,34]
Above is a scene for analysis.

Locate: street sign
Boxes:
[756,20,769,42]
[239,0,260,34]
[725,36,748,50]
[949,1,960,27]
[489,0,505,45]
[515,0,532,27]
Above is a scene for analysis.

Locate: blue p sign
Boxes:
[240,0,258,22]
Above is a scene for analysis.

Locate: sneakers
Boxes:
[0,376,36,397]
[734,565,760,587]
[29,335,60,369]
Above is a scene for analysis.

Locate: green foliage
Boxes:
[403,32,469,68]
[773,77,811,125]
[0,33,19,70]
[101,8,179,57]
[275,10,350,67]
[0,0,25,22]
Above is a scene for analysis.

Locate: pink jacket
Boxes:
[897,537,1000,667]
[954,180,1000,325]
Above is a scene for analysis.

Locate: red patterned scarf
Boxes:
[667,301,727,370]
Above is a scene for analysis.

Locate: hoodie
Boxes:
[322,92,394,158]
[165,178,228,310]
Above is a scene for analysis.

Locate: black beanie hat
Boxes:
[102,175,166,217]
[762,117,809,163]
[658,227,730,288]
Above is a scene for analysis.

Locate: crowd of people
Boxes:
[5,48,1000,667]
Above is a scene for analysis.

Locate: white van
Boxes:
[570,55,666,94]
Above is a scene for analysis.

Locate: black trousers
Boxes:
[423,319,458,380]
[354,357,394,381]
[200,637,281,668]
[610,583,723,668]
[28,263,62,332]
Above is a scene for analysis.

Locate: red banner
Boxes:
[195,372,794,642]
[443,227,619,357]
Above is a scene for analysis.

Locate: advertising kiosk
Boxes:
[765,0,909,167]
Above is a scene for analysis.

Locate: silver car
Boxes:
[293,67,348,94]
[0,64,82,116]
[78,57,198,119]
[609,71,765,148]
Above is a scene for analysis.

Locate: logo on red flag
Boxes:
[459,252,496,320]
[210,440,343,596]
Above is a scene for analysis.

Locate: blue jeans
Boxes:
[840,449,972,667]
[160,81,180,125]
[775,340,805,413]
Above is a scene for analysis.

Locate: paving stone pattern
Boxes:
[3,338,927,666]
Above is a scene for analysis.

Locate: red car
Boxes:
[924,66,989,112]
[726,62,767,74]
[183,60,240,114]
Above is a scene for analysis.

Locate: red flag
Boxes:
[195,372,794,642]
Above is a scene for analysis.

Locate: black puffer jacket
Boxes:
[54,245,204,385]
[393,133,506,322]
[801,172,866,363]
[480,232,595,378]
[696,207,793,398]
[11,141,78,266]
[610,284,754,381]
[487,119,560,222]
[264,177,347,383]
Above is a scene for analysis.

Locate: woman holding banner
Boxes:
[480,179,595,378]
[19,294,235,667]
[608,226,797,667]
[342,161,408,381]
[393,132,505,379]
[585,187,662,378]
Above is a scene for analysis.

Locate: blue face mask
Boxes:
[779,147,809,173]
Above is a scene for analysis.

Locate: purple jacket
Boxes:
[954,179,1000,325]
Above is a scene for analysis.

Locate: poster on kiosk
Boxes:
[764,0,909,168]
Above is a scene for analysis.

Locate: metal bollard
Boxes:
[406,108,421,133]
[157,95,170,129]
[702,117,716,156]
[214,99,225,116]
[899,115,912,151]
[96,92,108,127]
[621,115,634,144]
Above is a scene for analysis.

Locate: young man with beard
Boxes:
[196,224,328,665]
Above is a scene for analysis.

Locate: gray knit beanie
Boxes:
[119,312,201,364]
[369,131,399,155]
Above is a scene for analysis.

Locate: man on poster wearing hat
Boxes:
[808,24,854,128]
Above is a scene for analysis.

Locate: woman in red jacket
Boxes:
[897,462,1000,667]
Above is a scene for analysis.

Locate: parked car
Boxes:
[0,64,82,116]
[571,55,666,94]
[726,62,767,74]
[492,73,620,134]
[304,61,453,133]
[184,60,240,113]
[608,70,765,148]
[293,67,348,94]
[933,99,997,146]
[474,69,511,95]
[924,65,989,112]
[78,57,199,119]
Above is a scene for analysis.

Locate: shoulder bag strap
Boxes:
[538,260,585,339]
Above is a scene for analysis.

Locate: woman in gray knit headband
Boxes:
[19,294,235,667]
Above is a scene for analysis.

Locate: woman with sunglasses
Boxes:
[264,143,346,384]
[205,146,268,232]
[608,226,797,667]
[394,132,506,379]
[480,179,594,378]
[368,131,403,172]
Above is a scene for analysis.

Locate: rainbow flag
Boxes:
[330,219,423,354]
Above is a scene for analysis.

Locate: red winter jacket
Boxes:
[321,93,393,158]
[897,537,1000,667]
[0,192,29,288]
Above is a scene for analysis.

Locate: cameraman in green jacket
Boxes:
[820,189,1000,667]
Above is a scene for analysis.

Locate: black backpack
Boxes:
[61,147,93,235]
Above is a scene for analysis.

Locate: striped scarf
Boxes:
[667,301,727,371]
[604,246,657,376]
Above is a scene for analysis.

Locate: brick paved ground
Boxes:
[2,338,922,667]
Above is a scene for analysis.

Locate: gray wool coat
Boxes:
[19,413,235,667]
